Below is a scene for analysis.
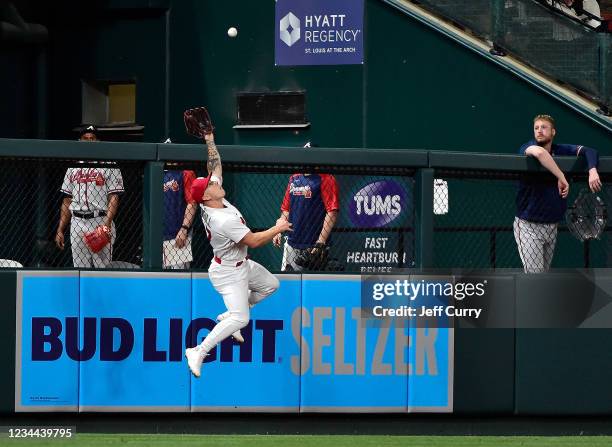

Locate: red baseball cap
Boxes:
[191,173,212,204]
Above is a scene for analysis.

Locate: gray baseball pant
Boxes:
[513,217,558,273]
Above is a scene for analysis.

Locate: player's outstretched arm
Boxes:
[204,133,222,179]
[241,218,292,249]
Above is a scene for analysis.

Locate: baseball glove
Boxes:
[83,225,111,253]
[184,107,215,138]
[294,243,330,271]
[566,189,607,242]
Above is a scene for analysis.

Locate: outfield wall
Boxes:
[13,271,452,413]
[4,270,612,415]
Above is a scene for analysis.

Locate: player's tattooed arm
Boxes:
[204,133,222,178]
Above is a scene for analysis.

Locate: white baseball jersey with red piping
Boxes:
[186,173,281,379]
[61,166,124,212]
[60,166,124,267]
[200,198,249,265]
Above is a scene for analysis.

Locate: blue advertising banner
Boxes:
[190,273,301,412]
[275,0,364,66]
[16,272,79,412]
[15,271,452,413]
[408,326,453,411]
[78,272,192,411]
[300,276,408,411]
[300,275,452,412]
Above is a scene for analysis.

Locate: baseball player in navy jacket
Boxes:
[514,114,601,273]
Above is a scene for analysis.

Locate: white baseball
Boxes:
[227,27,238,38]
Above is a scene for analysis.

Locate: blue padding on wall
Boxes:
[78,272,192,411]
[300,275,409,412]
[16,272,79,412]
[15,271,453,413]
[190,273,301,412]
[407,326,453,412]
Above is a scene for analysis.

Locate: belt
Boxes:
[518,217,556,225]
[214,256,248,267]
[73,210,107,219]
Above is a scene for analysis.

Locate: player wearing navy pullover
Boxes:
[273,143,339,271]
[163,169,197,269]
[514,114,601,273]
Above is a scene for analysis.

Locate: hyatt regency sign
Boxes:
[275,0,364,66]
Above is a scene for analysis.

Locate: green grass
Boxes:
[2,435,612,447]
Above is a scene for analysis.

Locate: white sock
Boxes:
[199,316,247,354]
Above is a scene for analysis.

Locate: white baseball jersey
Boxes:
[191,179,281,361]
[201,199,250,264]
[60,166,124,211]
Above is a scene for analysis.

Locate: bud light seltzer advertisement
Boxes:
[275,0,364,66]
[15,271,452,412]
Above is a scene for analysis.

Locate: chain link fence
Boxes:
[413,0,611,110]
[5,154,610,273]
[163,162,416,274]
[433,169,612,270]
[0,156,416,273]
[0,158,144,269]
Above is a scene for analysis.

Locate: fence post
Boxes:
[143,161,164,270]
[489,0,506,56]
[34,161,46,267]
[33,48,47,265]
[597,32,610,116]
[416,168,434,268]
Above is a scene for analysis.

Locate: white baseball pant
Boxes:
[513,217,558,273]
[199,259,279,354]
[70,216,115,268]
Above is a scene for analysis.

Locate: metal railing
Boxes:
[432,168,612,269]
[410,0,611,113]
[1,138,611,272]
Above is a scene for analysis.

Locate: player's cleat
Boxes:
[216,312,244,343]
[185,346,207,378]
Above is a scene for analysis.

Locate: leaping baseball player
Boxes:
[184,124,292,378]
[55,126,124,268]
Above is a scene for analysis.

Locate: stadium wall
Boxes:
[4,270,612,414]
[1,140,612,414]
[2,1,610,150]
[1,138,610,270]
[12,272,453,413]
